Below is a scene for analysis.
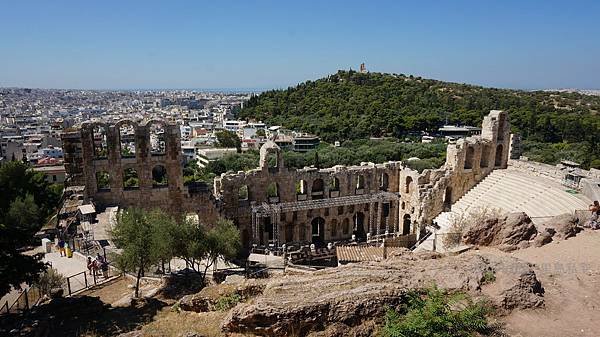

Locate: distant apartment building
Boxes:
[438,125,482,139]
[222,120,246,132]
[33,165,66,184]
[40,146,63,159]
[292,133,320,152]
[197,148,238,167]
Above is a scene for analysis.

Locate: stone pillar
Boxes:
[376,201,382,236]
[368,203,374,235]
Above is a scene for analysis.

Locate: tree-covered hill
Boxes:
[238,70,600,168]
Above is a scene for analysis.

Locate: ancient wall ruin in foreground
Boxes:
[62,110,511,248]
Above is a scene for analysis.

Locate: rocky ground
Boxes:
[4,213,598,337]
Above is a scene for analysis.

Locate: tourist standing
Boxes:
[58,239,65,257]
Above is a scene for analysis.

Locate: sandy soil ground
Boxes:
[484,230,600,337]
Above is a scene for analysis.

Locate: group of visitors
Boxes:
[586,200,600,229]
[57,239,72,257]
[87,253,109,279]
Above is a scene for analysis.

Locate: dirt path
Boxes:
[485,230,600,337]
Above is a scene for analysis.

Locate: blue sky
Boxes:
[0,0,599,89]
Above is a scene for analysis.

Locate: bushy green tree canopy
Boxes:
[239,70,600,168]
[0,161,62,296]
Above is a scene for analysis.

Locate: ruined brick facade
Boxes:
[62,110,511,249]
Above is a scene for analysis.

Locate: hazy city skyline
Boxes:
[1,0,599,90]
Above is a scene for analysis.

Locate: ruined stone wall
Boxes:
[77,119,186,213]
[399,110,511,234]
[214,141,402,247]
[63,110,512,248]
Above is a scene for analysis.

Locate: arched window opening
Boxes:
[96,171,110,191]
[311,217,325,244]
[119,123,136,158]
[296,180,307,200]
[379,172,389,191]
[312,178,324,199]
[238,185,249,201]
[356,175,365,194]
[267,182,279,203]
[329,177,340,197]
[353,212,366,241]
[123,168,139,189]
[93,125,108,159]
[267,152,278,169]
[464,146,474,170]
[149,122,166,155]
[152,165,168,187]
[495,144,504,167]
[342,218,350,235]
[480,145,490,168]
[405,176,413,194]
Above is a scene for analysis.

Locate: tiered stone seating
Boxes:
[418,168,591,252]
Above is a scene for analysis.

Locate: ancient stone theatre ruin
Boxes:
[62,110,513,249]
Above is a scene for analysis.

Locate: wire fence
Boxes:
[0,286,42,315]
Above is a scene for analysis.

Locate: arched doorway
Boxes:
[495,144,504,167]
[311,217,325,245]
[402,214,412,235]
[353,212,366,241]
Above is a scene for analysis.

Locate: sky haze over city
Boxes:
[1,0,599,90]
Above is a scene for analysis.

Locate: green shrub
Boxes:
[214,293,241,311]
[35,268,65,296]
[382,287,498,337]
[482,270,496,284]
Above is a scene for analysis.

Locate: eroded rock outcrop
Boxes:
[179,279,266,313]
[221,252,544,336]
[543,213,581,240]
[462,212,538,251]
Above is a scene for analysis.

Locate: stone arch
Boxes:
[96,170,110,191]
[92,124,108,159]
[480,144,490,168]
[379,172,389,191]
[147,120,166,156]
[402,214,411,235]
[267,182,279,202]
[312,178,324,199]
[311,217,325,244]
[152,165,168,187]
[117,120,138,158]
[123,167,139,189]
[238,185,249,201]
[405,176,413,194]
[495,144,504,167]
[259,141,284,171]
[464,146,474,170]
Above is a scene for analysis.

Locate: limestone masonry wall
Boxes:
[62,110,511,248]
